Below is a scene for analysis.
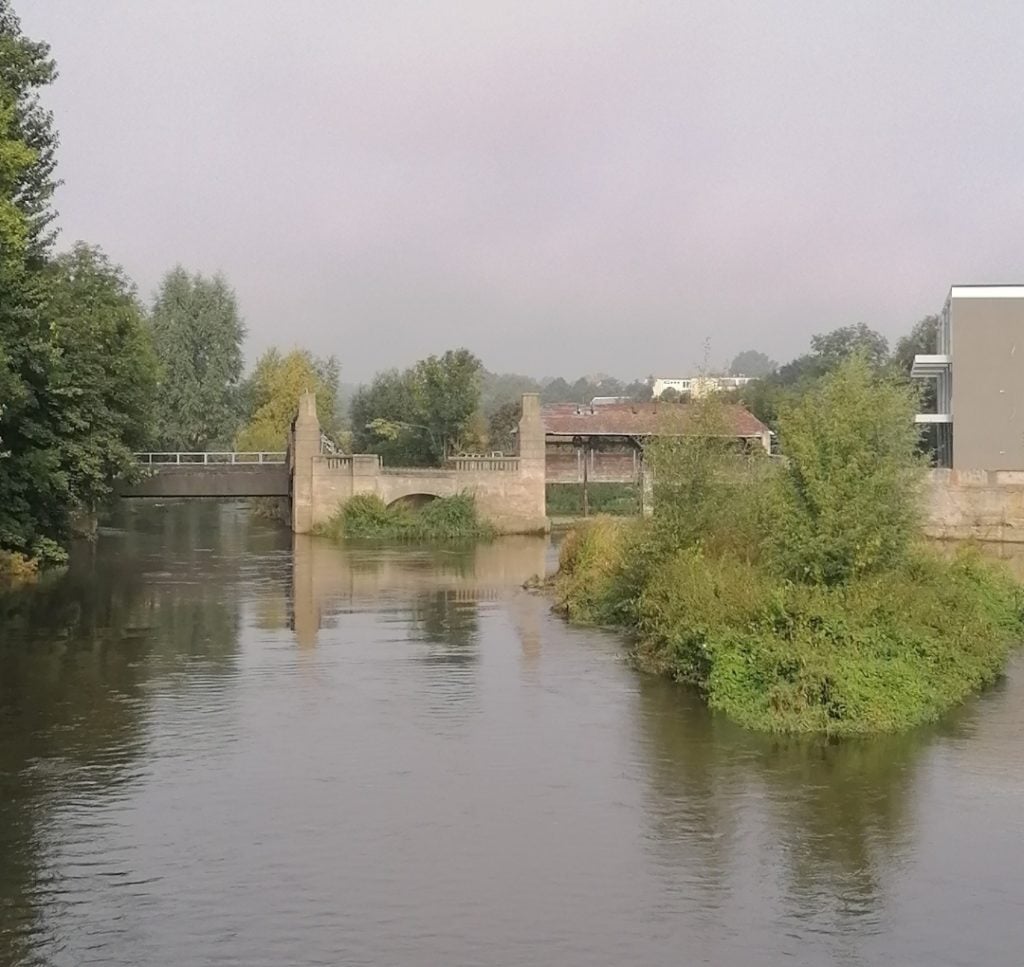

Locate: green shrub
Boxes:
[553,516,630,623]
[561,537,1024,736]
[553,358,1024,736]
[702,548,1024,735]
[317,492,494,543]
[766,355,924,584]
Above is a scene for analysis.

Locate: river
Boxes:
[1,501,1023,966]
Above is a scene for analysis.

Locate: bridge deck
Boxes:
[122,454,289,498]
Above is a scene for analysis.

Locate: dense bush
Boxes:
[555,356,1024,735]
[767,356,924,584]
[316,492,495,543]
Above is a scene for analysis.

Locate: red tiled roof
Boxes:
[542,402,769,438]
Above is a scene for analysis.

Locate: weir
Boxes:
[123,393,549,535]
[289,391,547,534]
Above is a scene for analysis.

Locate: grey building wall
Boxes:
[952,293,1024,470]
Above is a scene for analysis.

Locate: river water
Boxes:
[1,502,1023,966]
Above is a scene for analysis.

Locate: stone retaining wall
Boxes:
[924,469,1024,542]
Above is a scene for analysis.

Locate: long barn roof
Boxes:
[542,402,769,438]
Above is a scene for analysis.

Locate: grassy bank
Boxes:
[554,358,1024,736]
[546,482,640,517]
[315,492,495,543]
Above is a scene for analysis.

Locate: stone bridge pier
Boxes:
[289,392,548,535]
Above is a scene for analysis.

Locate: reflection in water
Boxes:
[288,533,547,651]
[0,502,263,967]
[2,509,1024,966]
[635,677,922,938]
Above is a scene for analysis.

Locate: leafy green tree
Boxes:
[540,377,573,404]
[767,355,923,585]
[808,323,889,372]
[235,347,339,451]
[893,314,938,373]
[414,348,483,461]
[893,313,940,456]
[0,93,34,267]
[739,324,892,430]
[0,244,156,558]
[1,5,157,565]
[729,349,776,378]
[0,0,58,261]
[44,244,157,505]
[487,399,521,453]
[350,369,430,464]
[352,349,483,466]
[623,378,654,401]
[479,370,540,417]
[149,267,245,449]
[0,3,63,560]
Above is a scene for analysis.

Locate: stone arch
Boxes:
[387,492,441,510]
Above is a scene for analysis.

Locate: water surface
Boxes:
[1,502,1023,966]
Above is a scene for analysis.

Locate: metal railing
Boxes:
[135,452,287,466]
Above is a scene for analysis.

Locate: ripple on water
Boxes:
[3,504,1024,966]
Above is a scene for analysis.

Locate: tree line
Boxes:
[0,4,338,569]
[723,318,939,432]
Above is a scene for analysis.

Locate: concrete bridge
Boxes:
[124,452,290,498]
[121,393,549,535]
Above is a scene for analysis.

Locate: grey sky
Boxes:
[20,1,1024,381]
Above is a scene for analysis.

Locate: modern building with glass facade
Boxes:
[913,286,1024,470]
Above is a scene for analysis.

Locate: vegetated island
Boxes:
[554,356,1024,736]
[314,492,495,543]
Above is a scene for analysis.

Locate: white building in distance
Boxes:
[652,375,754,399]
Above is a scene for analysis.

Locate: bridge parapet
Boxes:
[136,451,286,465]
[381,467,458,477]
[447,455,520,472]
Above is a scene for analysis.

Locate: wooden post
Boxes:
[582,438,590,517]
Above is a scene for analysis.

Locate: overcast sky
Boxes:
[19,1,1024,381]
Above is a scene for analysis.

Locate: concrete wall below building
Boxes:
[924,468,1024,542]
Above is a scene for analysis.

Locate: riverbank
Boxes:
[553,359,1024,736]
[554,518,1024,735]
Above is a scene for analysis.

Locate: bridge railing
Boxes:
[447,455,520,472]
[135,452,287,466]
[320,454,355,470]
